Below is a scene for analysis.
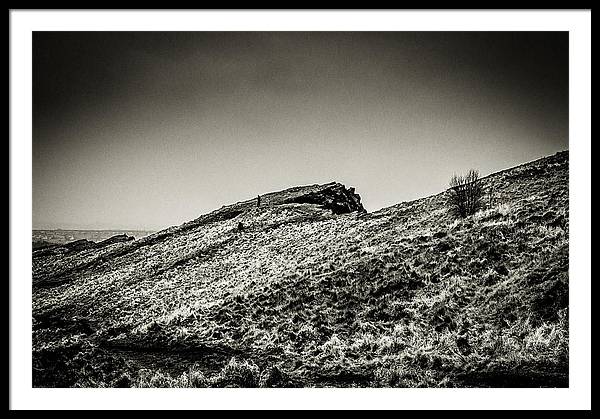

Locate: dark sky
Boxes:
[33,32,568,230]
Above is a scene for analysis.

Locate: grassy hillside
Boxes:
[32,151,569,388]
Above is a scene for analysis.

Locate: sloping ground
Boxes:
[32,152,568,388]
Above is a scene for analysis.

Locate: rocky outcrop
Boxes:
[31,184,363,288]
[97,234,134,247]
[282,182,365,214]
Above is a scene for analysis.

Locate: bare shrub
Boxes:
[448,169,484,218]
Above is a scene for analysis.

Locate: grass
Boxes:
[133,357,276,388]
[32,151,569,387]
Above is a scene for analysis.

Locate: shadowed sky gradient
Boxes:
[33,32,568,230]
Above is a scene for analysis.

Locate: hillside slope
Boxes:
[32,152,569,388]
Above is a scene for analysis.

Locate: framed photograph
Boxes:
[9,9,591,410]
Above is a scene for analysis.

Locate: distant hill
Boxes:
[32,229,154,245]
[32,151,569,388]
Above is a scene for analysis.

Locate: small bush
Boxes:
[448,169,484,218]
[213,357,260,387]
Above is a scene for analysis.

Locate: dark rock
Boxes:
[283,182,366,214]
[64,239,97,253]
[97,234,134,247]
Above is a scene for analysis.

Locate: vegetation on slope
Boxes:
[32,152,568,387]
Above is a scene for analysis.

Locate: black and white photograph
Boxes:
[9,9,591,410]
